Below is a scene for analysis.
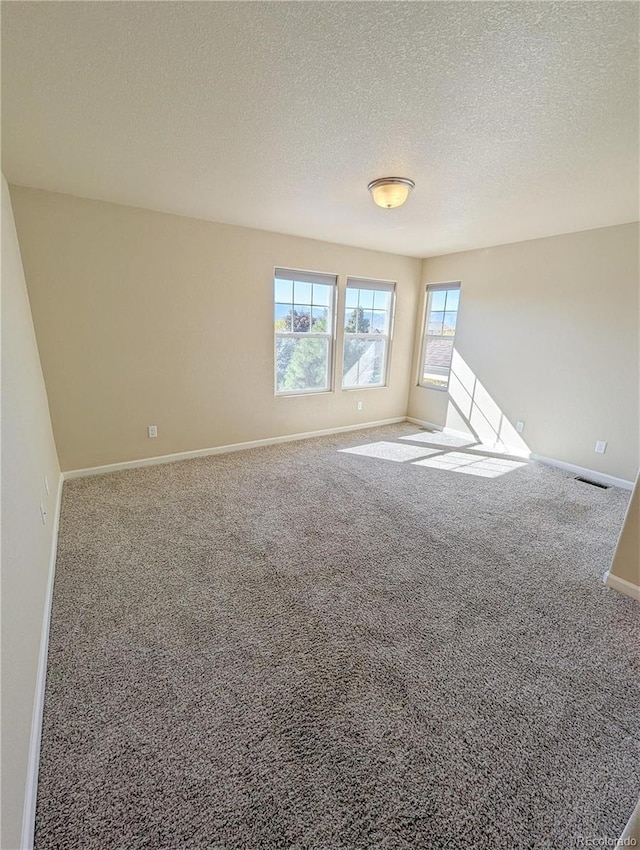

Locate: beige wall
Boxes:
[610,474,640,588]
[9,185,639,482]
[10,186,421,471]
[408,224,640,482]
[1,176,61,850]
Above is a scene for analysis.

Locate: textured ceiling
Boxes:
[2,1,638,257]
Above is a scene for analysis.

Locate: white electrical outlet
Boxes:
[357,401,363,411]
[516,420,525,433]
[595,440,607,454]
[44,474,50,495]
[40,502,47,525]
[148,425,158,438]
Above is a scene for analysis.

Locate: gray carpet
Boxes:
[35,423,640,849]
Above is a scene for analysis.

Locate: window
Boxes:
[274,268,336,395]
[419,283,461,390]
[342,279,395,388]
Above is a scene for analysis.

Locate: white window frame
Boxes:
[341,277,396,390]
[274,267,337,397]
[418,282,461,391]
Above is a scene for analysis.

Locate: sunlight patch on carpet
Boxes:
[340,441,439,462]
[413,450,527,478]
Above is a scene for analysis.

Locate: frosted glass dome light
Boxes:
[367,177,415,209]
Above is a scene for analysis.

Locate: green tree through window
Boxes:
[276,311,328,389]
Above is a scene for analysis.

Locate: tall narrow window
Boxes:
[342,279,395,388]
[274,268,336,395]
[419,283,461,390]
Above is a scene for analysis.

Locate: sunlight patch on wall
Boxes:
[446,350,530,458]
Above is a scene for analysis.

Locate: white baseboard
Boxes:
[20,473,64,850]
[406,416,444,432]
[531,454,634,491]
[405,417,529,457]
[63,417,407,479]
[602,570,640,602]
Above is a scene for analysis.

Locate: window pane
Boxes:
[311,306,329,332]
[274,304,292,331]
[276,337,329,393]
[344,307,358,333]
[364,309,378,333]
[292,306,311,332]
[312,283,331,307]
[274,278,293,303]
[443,311,458,334]
[358,289,375,309]
[428,311,445,335]
[370,310,388,334]
[444,289,460,311]
[373,290,391,312]
[342,337,362,380]
[430,290,447,312]
[343,337,386,387]
[423,336,454,385]
[345,288,359,309]
[293,280,312,304]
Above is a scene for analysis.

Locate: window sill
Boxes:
[342,385,388,392]
[275,389,333,399]
[417,383,449,393]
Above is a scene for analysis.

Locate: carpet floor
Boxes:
[35,423,639,849]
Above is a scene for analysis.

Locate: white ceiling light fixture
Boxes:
[367,177,415,209]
